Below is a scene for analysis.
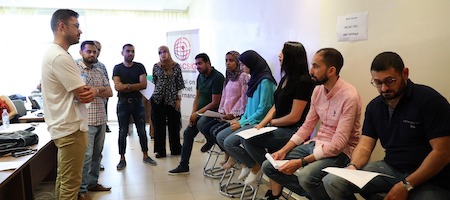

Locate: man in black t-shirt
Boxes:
[112,44,157,170]
[323,52,450,200]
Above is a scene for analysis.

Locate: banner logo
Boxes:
[173,37,191,61]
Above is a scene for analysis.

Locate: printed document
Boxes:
[236,127,278,139]
[265,153,288,169]
[322,167,394,189]
[140,80,155,100]
[0,161,22,171]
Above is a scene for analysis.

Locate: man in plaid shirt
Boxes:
[76,40,113,200]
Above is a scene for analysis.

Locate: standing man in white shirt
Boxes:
[41,9,97,200]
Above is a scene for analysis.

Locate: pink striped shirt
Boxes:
[290,78,361,160]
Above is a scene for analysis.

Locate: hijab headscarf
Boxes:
[225,51,242,85]
[157,45,176,76]
[239,50,277,97]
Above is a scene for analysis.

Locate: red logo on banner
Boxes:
[173,37,191,61]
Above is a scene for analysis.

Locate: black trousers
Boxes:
[151,100,182,155]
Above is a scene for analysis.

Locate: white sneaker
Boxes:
[244,169,263,185]
[238,167,251,180]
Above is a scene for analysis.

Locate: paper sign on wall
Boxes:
[336,12,368,42]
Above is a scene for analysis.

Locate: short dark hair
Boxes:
[122,44,134,50]
[316,48,344,75]
[195,53,210,63]
[50,9,79,33]
[80,40,96,51]
[371,52,405,73]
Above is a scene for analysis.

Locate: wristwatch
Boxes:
[127,84,131,90]
[402,179,414,192]
[301,157,308,167]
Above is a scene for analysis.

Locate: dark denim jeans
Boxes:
[179,116,213,168]
[117,97,148,155]
[262,142,350,200]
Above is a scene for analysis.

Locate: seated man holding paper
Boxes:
[262,48,362,200]
[168,53,225,175]
[323,52,450,200]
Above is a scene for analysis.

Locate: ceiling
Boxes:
[0,0,193,11]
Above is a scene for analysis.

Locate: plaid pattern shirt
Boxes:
[77,60,109,126]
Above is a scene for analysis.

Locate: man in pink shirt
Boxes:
[262,48,362,200]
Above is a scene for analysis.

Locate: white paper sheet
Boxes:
[235,127,278,139]
[322,167,394,189]
[198,110,225,118]
[0,161,22,171]
[265,153,288,169]
[140,80,155,100]
[0,124,31,133]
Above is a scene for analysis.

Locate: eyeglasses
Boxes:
[66,23,80,30]
[371,76,398,88]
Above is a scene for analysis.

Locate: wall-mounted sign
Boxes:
[337,12,368,42]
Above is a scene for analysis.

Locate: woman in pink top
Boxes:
[199,51,249,159]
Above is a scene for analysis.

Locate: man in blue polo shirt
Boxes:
[169,53,225,175]
[323,52,450,199]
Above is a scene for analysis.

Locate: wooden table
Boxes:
[0,123,56,200]
[18,110,44,123]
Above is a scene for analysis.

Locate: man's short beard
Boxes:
[311,76,328,85]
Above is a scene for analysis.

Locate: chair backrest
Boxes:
[12,100,27,117]
[28,96,41,110]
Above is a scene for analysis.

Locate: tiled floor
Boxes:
[34,122,303,200]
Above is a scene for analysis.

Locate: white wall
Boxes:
[319,0,450,160]
[187,0,320,80]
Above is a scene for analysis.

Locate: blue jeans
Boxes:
[80,125,106,193]
[117,97,148,155]
[241,126,297,166]
[262,142,350,200]
[322,160,450,200]
[216,124,253,166]
[179,116,213,168]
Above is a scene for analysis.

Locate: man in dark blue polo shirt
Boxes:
[323,52,450,199]
[169,53,225,175]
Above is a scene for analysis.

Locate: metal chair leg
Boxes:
[203,144,229,179]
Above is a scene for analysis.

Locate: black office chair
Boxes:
[28,96,41,110]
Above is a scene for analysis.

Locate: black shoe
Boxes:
[266,192,282,200]
[155,153,166,158]
[265,190,272,197]
[106,125,111,133]
[116,160,126,170]
[100,164,105,171]
[168,165,189,175]
[143,157,157,166]
[200,142,214,153]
